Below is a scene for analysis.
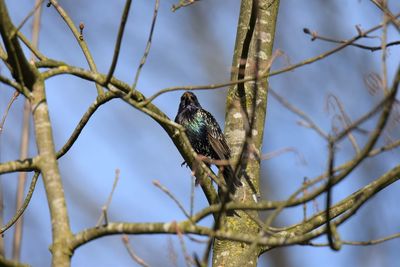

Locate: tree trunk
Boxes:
[212,0,280,266]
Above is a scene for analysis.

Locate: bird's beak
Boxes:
[183,92,192,99]
[182,92,194,103]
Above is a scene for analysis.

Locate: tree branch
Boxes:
[0,172,40,235]
[104,0,132,86]
[0,0,39,93]
[49,0,103,95]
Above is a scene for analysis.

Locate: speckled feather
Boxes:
[175,92,242,191]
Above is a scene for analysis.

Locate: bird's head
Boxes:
[178,91,202,111]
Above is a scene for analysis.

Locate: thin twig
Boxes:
[36,61,399,219]
[370,0,400,31]
[303,27,400,52]
[69,165,400,251]
[270,88,328,139]
[17,31,47,61]
[49,0,104,95]
[0,91,19,134]
[380,0,389,94]
[326,94,360,154]
[32,23,398,220]
[0,172,40,234]
[269,13,400,79]
[308,232,400,247]
[152,180,191,219]
[264,62,400,230]
[167,237,178,267]
[369,139,400,157]
[13,0,42,259]
[10,0,44,38]
[39,14,397,106]
[172,0,200,12]
[344,233,400,245]
[190,175,195,217]
[302,178,308,221]
[261,146,307,165]
[56,92,117,159]
[0,76,25,94]
[104,0,132,86]
[333,80,398,143]
[189,142,400,223]
[140,71,268,107]
[96,169,120,227]
[12,100,31,261]
[132,0,159,90]
[173,222,193,267]
[325,139,341,250]
[121,235,151,267]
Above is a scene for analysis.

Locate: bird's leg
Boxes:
[181,161,188,167]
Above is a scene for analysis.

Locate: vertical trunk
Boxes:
[212,0,279,266]
[0,1,73,265]
[31,79,73,267]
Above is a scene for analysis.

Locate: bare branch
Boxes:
[0,1,39,90]
[10,0,44,38]
[104,0,132,86]
[71,164,400,251]
[172,222,193,267]
[17,31,46,61]
[270,88,328,139]
[132,0,159,90]
[13,1,42,259]
[326,94,360,154]
[303,27,400,52]
[0,255,29,267]
[96,169,121,227]
[261,146,307,165]
[122,235,151,267]
[41,64,220,206]
[0,91,19,134]
[333,83,398,142]
[56,91,117,159]
[172,0,200,12]
[0,76,25,94]
[325,139,341,250]
[308,232,400,247]
[370,0,400,31]
[0,172,40,234]
[0,157,38,175]
[269,13,400,78]
[12,99,31,260]
[49,0,104,95]
[153,180,191,219]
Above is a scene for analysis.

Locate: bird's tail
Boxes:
[222,165,242,194]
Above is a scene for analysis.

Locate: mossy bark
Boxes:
[212,0,280,266]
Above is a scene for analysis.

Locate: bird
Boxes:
[175,91,242,194]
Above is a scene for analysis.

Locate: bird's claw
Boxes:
[181,161,188,167]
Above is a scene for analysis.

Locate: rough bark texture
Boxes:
[212,0,280,266]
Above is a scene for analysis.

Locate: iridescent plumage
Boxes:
[175,91,242,193]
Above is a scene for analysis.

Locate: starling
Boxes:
[175,91,242,193]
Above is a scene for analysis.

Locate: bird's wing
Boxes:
[204,111,231,160]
